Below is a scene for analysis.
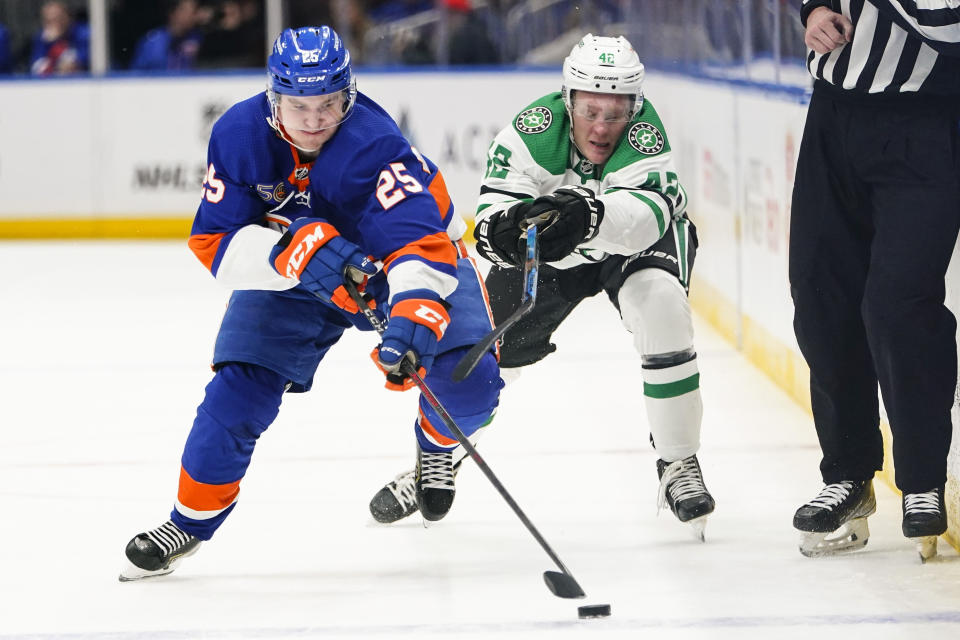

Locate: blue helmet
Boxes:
[268,26,353,96]
[266,26,358,139]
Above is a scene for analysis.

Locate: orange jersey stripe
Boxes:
[418,410,458,447]
[383,232,457,273]
[427,171,452,220]
[177,466,241,512]
[188,232,226,272]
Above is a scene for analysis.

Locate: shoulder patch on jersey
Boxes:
[628,123,665,155]
[515,107,553,135]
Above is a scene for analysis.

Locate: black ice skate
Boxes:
[657,455,716,542]
[370,469,418,523]
[902,486,947,563]
[793,480,875,557]
[369,453,469,523]
[119,520,201,581]
[416,445,456,524]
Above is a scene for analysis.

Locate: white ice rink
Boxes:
[2,241,959,639]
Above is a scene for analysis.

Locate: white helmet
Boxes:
[562,34,645,119]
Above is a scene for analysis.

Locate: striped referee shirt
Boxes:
[801,0,960,96]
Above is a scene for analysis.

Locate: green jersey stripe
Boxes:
[630,192,666,237]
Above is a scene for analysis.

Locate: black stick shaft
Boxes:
[346,278,584,593]
[451,224,541,383]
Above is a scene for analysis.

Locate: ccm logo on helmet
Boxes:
[299,75,328,83]
[285,226,327,278]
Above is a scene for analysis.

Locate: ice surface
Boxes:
[1,241,958,639]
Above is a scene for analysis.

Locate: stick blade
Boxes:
[543,571,586,599]
[451,340,490,383]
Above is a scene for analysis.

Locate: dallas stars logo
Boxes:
[629,122,665,155]
[515,107,553,134]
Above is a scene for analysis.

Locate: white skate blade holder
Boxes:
[689,516,707,543]
[119,561,178,582]
[914,536,938,563]
[798,517,870,557]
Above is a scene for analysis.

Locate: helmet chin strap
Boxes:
[266,113,323,155]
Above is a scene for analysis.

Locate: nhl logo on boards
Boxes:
[629,122,665,155]
[516,107,553,134]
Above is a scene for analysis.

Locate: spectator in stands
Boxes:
[198,0,265,68]
[110,0,168,70]
[130,0,204,71]
[368,0,434,23]
[444,0,498,64]
[0,23,12,74]
[29,1,90,76]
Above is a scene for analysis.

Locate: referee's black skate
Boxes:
[416,445,456,524]
[119,520,201,581]
[370,469,418,523]
[657,455,715,542]
[902,486,947,563]
[793,480,875,557]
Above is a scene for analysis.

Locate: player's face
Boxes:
[276,92,347,152]
[570,92,633,164]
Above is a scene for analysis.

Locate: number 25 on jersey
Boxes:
[376,162,423,210]
[202,163,225,204]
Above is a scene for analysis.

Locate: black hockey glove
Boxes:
[531,186,605,262]
[473,198,560,268]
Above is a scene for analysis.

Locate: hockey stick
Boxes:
[451,221,544,383]
[345,277,586,600]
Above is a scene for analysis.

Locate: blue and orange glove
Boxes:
[270,217,377,313]
[372,289,451,391]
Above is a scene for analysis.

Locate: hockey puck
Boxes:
[577,604,611,619]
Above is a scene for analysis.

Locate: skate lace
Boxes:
[805,482,854,511]
[419,451,455,491]
[144,521,194,555]
[657,457,707,514]
[388,470,418,508]
[904,489,940,515]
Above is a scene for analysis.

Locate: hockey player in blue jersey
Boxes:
[119,26,503,581]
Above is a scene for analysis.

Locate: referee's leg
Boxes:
[859,104,960,494]
[789,91,883,484]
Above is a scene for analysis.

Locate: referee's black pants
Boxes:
[789,86,960,494]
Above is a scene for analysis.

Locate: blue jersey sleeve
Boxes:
[187,96,296,292]
[322,128,459,302]
[189,115,270,276]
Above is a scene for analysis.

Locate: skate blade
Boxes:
[799,517,869,557]
[119,561,177,582]
[914,536,938,563]
[688,516,707,543]
[118,543,202,582]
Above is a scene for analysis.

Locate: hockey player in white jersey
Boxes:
[369,34,715,540]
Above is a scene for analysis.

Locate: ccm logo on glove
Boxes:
[391,299,449,338]
[275,221,337,279]
[270,218,377,314]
